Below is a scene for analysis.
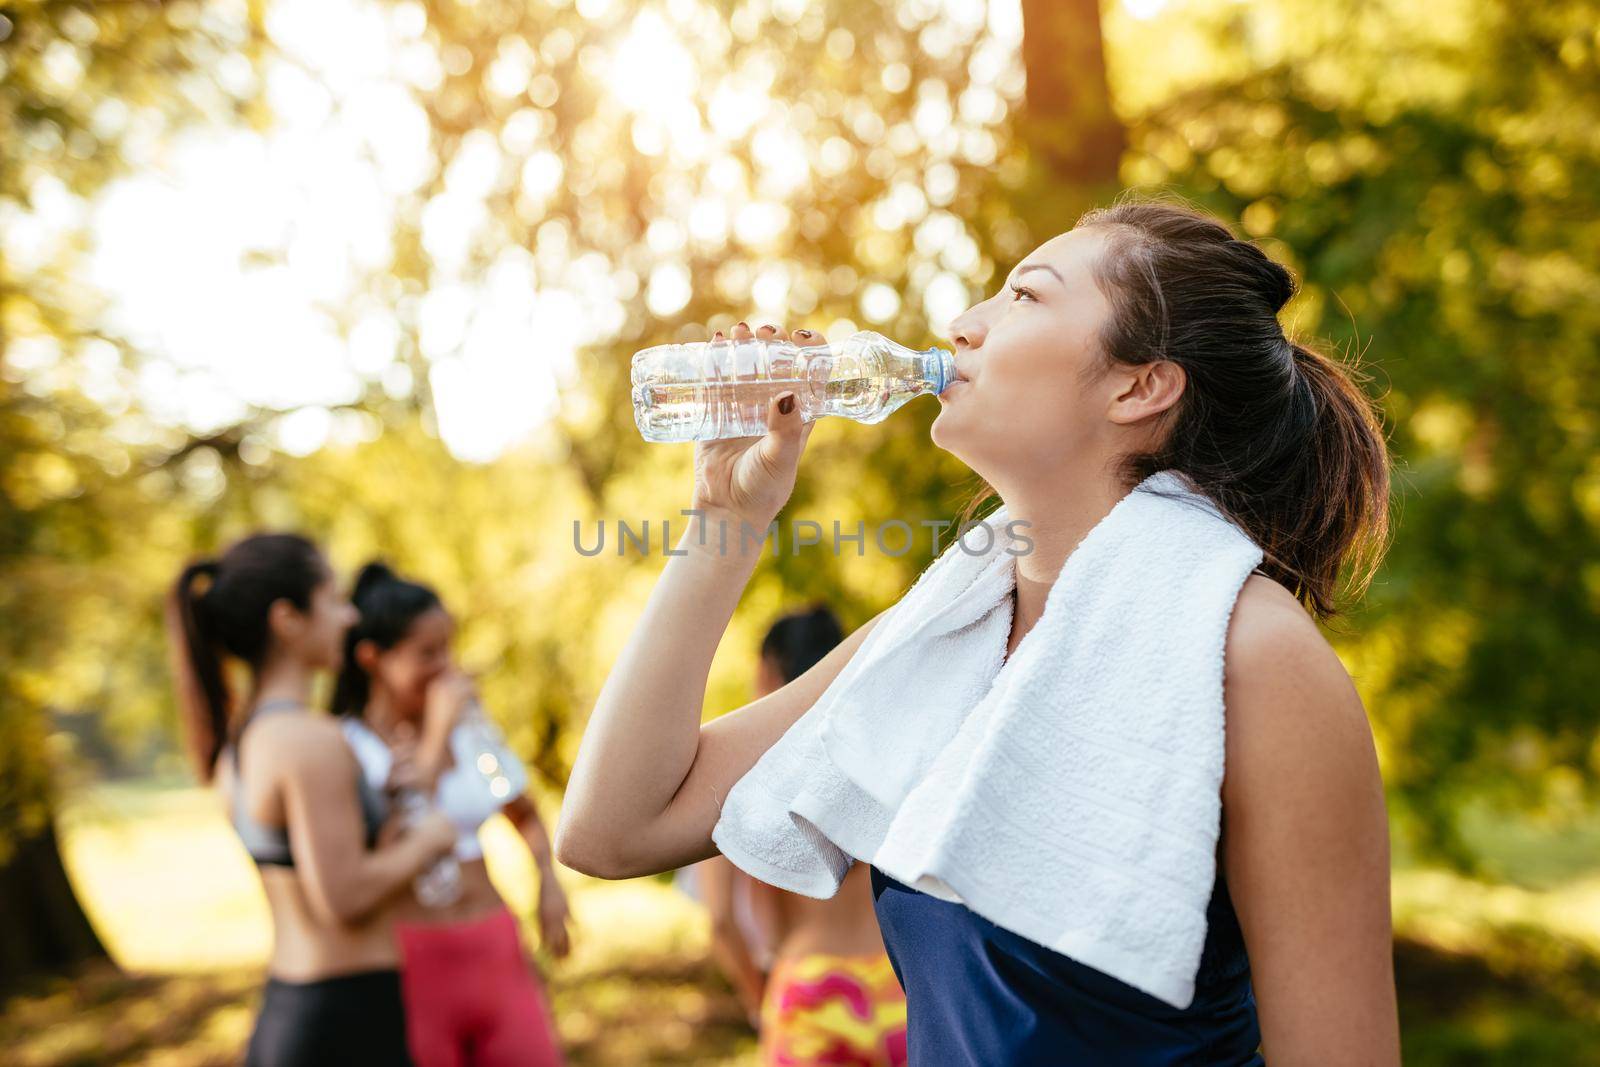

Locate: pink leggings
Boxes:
[396,906,564,1067]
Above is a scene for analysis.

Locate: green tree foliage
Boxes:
[0,0,267,983]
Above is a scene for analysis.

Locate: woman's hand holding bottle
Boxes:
[378,792,456,863]
[412,807,458,860]
[690,322,819,533]
[559,320,830,879]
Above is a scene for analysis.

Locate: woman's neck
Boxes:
[248,654,315,713]
[1000,467,1137,644]
[362,689,414,744]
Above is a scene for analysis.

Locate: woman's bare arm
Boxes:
[504,793,573,958]
[557,321,887,879]
[255,716,456,926]
[655,609,881,867]
[504,793,558,878]
[556,516,884,878]
[1222,577,1400,1066]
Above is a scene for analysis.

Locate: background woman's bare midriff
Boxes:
[390,860,508,928]
[255,867,402,981]
[764,863,888,962]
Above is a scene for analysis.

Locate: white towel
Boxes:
[710,469,1264,1009]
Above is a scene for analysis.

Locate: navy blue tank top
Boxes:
[871,865,1264,1065]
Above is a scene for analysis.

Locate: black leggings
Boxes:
[245,969,413,1067]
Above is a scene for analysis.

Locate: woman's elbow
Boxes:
[554,818,629,879]
[307,883,377,927]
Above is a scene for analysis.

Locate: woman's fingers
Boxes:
[386,752,423,794]
[713,320,827,344]
[792,327,826,349]
[754,385,813,477]
[705,320,818,489]
[714,320,826,347]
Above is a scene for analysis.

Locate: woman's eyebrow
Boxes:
[1015,263,1065,285]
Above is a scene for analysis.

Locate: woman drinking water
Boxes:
[332,562,568,1067]
[557,200,1401,1064]
[167,534,457,1067]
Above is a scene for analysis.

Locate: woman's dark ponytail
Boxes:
[166,560,229,782]
[1279,340,1391,614]
[164,533,326,781]
[329,562,396,719]
[331,561,442,718]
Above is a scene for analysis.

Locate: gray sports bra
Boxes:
[226,700,387,868]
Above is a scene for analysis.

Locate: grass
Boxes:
[4,779,1600,1065]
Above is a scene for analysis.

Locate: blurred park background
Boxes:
[3,0,1599,1062]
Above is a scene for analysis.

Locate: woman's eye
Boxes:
[1010,284,1035,302]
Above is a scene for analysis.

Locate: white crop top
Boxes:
[340,710,529,861]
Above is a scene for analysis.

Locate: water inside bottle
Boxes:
[634,373,935,442]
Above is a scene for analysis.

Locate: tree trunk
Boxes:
[0,819,108,990]
[1019,0,1126,186]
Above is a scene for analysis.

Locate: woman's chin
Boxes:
[929,406,963,454]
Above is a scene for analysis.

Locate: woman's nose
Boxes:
[948,311,985,350]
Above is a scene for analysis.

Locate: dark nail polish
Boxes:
[736,321,749,330]
[778,394,795,415]
[795,329,813,338]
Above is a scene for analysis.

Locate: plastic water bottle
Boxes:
[396,787,462,908]
[631,330,957,443]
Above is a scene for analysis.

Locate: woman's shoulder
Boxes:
[1228,573,1322,648]
[242,709,352,771]
[1221,575,1376,791]
[1224,574,1356,701]
[245,705,339,737]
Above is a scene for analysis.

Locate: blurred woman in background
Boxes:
[167,533,457,1067]
[332,562,569,1067]
[696,605,907,1067]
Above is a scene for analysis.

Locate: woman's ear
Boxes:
[354,638,381,675]
[266,598,303,647]
[1107,360,1186,425]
